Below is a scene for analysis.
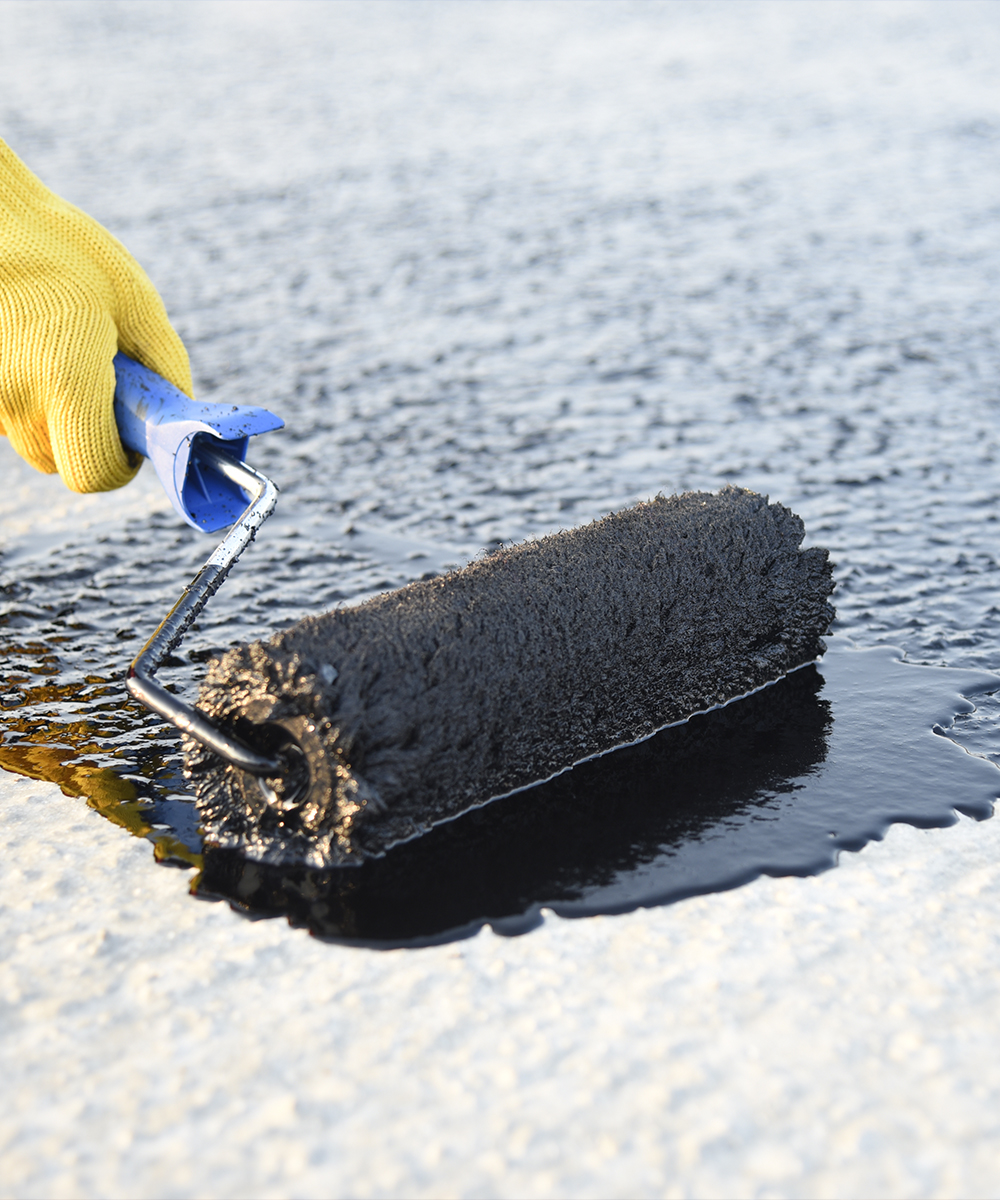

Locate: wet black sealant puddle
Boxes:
[2,557,999,946]
[195,636,1000,948]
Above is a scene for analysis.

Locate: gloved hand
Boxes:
[0,138,194,492]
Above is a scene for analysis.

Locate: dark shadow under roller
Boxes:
[186,486,834,867]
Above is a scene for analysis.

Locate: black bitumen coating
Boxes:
[187,486,834,868]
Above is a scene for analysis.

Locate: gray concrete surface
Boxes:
[3,773,1000,1198]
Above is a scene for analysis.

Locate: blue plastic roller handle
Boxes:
[113,353,283,533]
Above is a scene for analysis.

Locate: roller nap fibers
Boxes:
[187,487,834,867]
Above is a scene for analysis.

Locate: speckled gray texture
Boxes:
[6,773,1000,1200]
[188,487,833,866]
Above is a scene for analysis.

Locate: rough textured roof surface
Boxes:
[190,487,833,866]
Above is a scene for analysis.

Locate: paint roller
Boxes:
[115,358,834,869]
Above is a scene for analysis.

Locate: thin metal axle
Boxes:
[126,443,283,777]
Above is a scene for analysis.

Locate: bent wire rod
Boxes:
[126,443,284,777]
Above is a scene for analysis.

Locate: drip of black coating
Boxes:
[196,664,834,946]
[186,486,834,868]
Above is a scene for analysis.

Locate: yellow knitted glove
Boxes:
[0,138,193,492]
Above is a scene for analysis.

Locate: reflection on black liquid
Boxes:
[197,666,832,946]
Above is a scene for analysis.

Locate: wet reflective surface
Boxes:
[196,640,999,946]
[3,2,1000,920]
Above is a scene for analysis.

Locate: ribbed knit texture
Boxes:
[0,138,193,492]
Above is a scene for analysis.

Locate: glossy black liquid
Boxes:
[196,639,1000,946]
